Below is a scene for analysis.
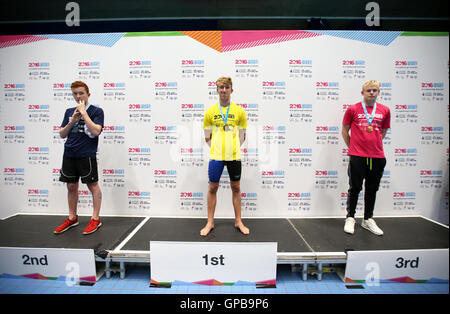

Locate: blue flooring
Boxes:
[0,264,448,294]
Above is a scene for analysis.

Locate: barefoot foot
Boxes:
[200,224,214,236]
[235,222,250,235]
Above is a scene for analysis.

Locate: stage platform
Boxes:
[0,214,448,280]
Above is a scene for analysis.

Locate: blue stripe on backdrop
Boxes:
[312,31,403,46]
[35,33,126,47]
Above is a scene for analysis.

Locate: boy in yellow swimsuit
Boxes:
[201,77,249,236]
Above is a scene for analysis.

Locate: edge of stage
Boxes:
[0,213,448,280]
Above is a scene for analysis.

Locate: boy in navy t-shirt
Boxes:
[54,81,104,235]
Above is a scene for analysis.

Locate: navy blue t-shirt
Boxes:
[61,105,104,158]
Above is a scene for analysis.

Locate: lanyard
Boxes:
[218,103,230,125]
[362,101,376,126]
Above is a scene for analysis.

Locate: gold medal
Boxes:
[366,125,373,133]
[223,124,230,131]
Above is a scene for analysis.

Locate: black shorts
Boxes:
[59,155,99,184]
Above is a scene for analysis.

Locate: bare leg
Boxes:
[67,182,79,220]
[201,182,219,236]
[230,181,249,235]
[87,181,102,220]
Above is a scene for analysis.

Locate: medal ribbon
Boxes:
[219,103,230,127]
[362,101,377,126]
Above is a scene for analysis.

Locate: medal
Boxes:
[219,103,231,132]
[362,101,377,134]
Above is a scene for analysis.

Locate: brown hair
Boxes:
[71,81,90,94]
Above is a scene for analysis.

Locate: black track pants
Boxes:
[346,155,386,220]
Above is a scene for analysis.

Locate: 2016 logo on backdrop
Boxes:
[28,62,50,80]
[4,83,25,101]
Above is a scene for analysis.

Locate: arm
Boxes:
[77,102,102,137]
[59,110,81,138]
[204,129,212,147]
[239,129,246,146]
[382,128,388,139]
[342,124,351,148]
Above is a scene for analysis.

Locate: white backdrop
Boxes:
[0,31,448,223]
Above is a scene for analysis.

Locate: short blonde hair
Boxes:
[362,80,380,91]
[216,76,232,87]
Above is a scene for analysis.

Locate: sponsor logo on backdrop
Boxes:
[315,170,338,190]
[181,59,205,78]
[315,126,339,145]
[241,147,258,167]
[394,104,418,124]
[421,82,444,101]
[378,82,392,103]
[52,83,72,102]
[129,103,151,123]
[420,170,443,189]
[102,169,125,188]
[128,191,151,211]
[103,82,126,101]
[28,189,49,208]
[103,125,125,144]
[180,192,204,211]
[28,146,49,165]
[181,103,204,122]
[289,103,312,123]
[316,81,339,101]
[394,60,418,79]
[180,147,204,167]
[153,170,177,189]
[288,147,312,167]
[261,170,285,190]
[235,59,259,78]
[28,62,50,80]
[394,148,418,167]
[154,125,177,145]
[262,81,286,100]
[129,60,151,79]
[28,104,50,123]
[242,192,258,212]
[4,125,25,144]
[288,192,311,212]
[51,168,63,187]
[3,167,24,186]
[237,103,259,122]
[154,81,178,101]
[77,61,100,80]
[207,81,218,101]
[128,147,151,167]
[342,60,366,79]
[261,125,286,145]
[420,126,444,145]
[393,192,416,211]
[288,59,312,78]
[4,83,25,102]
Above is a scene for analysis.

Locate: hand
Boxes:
[71,109,82,122]
[76,100,87,116]
[76,100,87,115]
